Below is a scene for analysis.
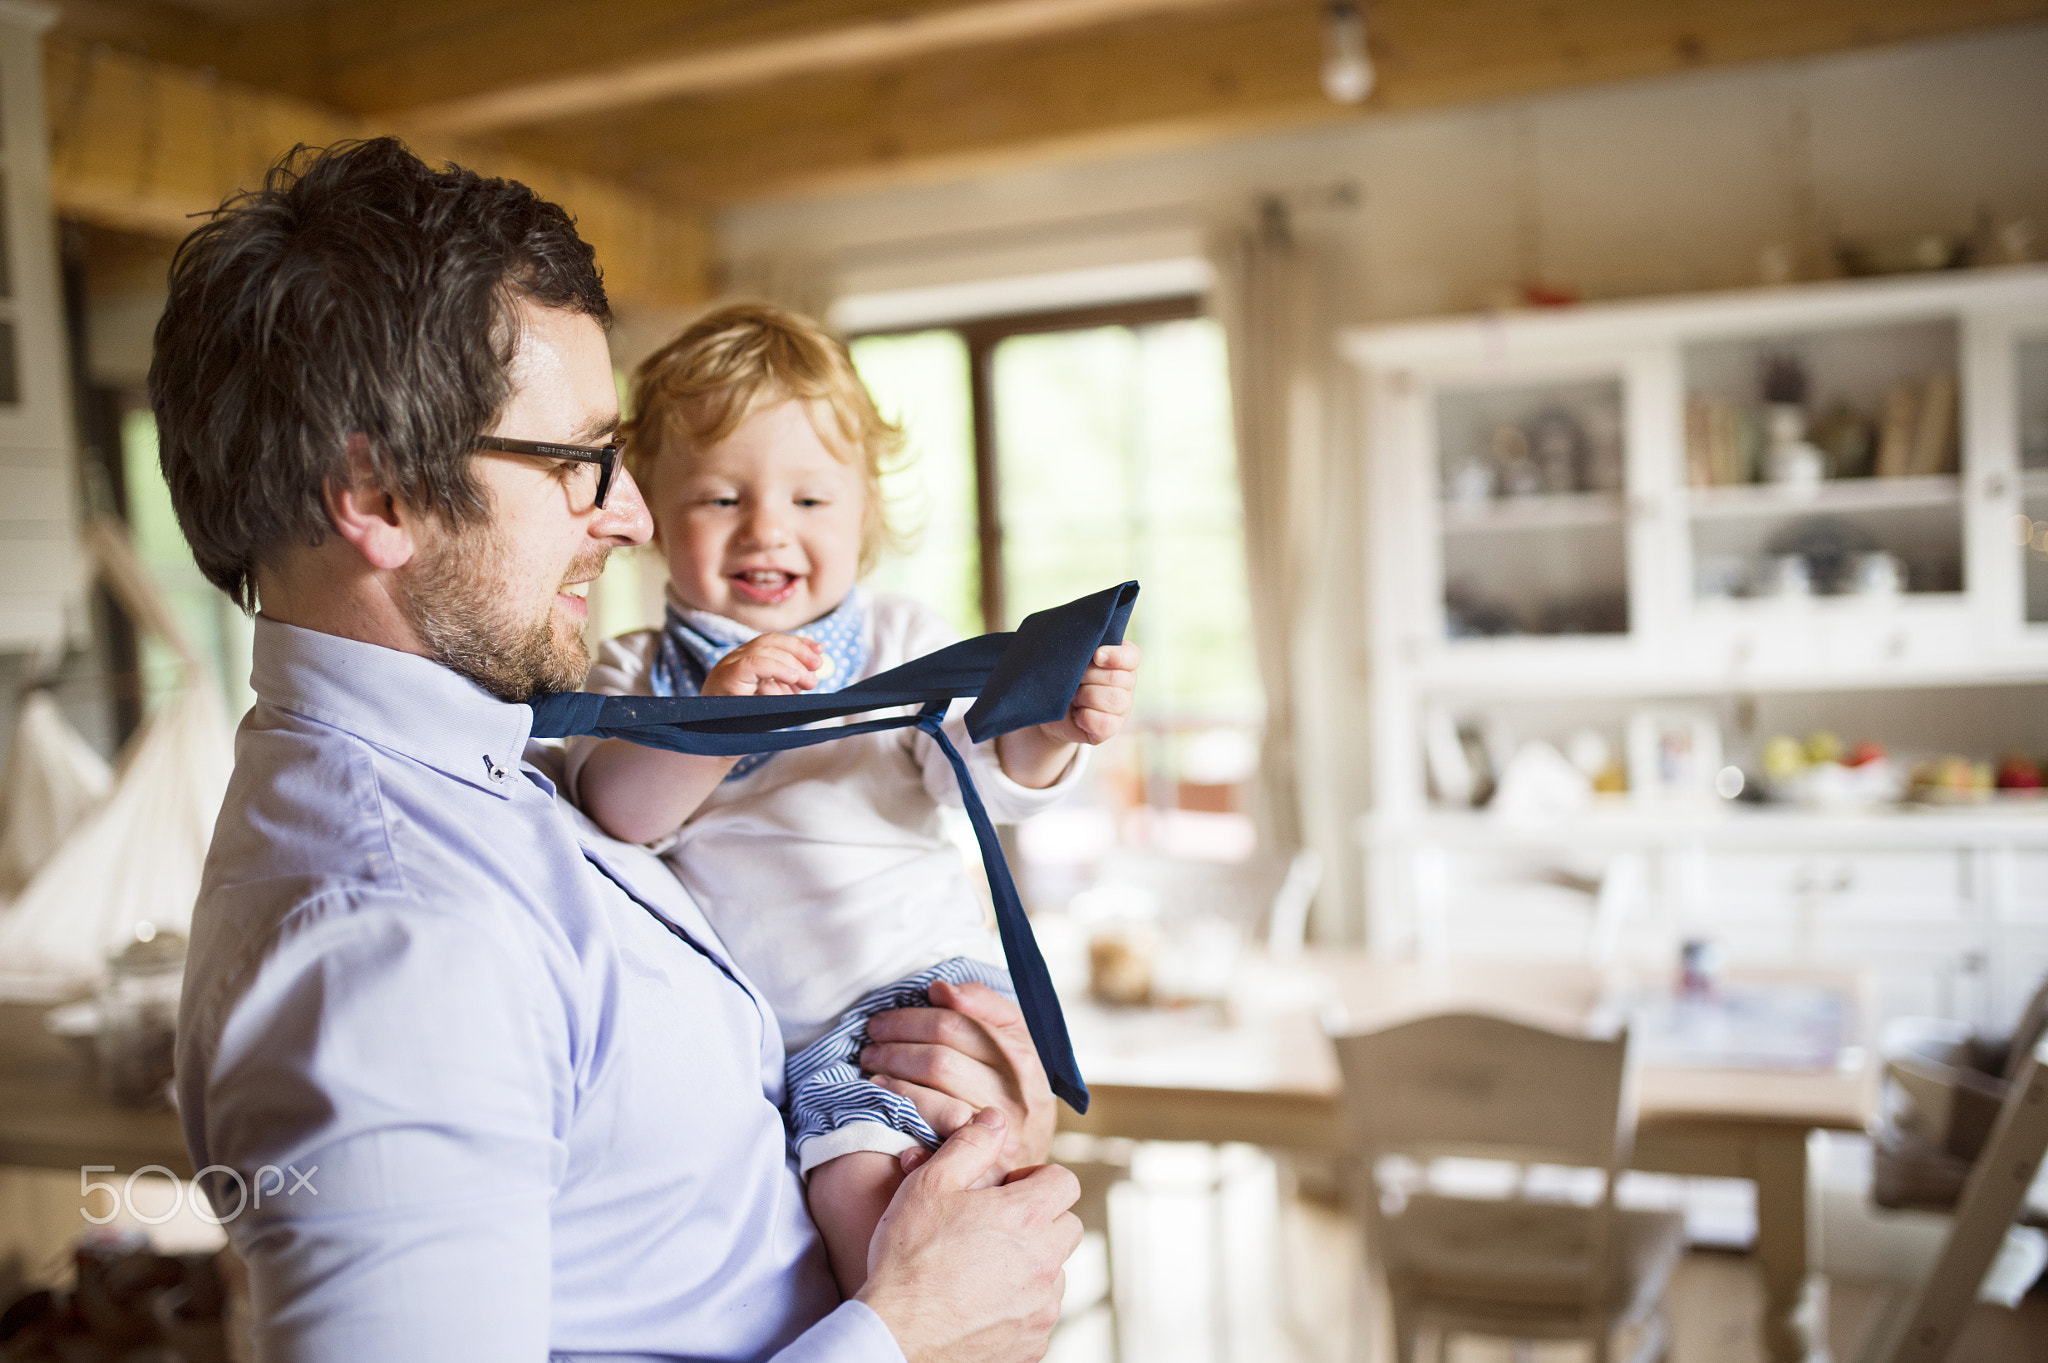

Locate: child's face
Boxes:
[652,398,866,633]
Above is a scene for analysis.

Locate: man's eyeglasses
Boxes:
[477,436,621,509]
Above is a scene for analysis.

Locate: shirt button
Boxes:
[485,758,508,783]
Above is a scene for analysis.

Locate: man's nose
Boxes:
[593,466,653,547]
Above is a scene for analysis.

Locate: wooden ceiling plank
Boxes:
[495,0,2048,205]
[42,39,714,308]
[389,0,1259,133]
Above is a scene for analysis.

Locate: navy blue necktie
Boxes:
[528,581,1139,1115]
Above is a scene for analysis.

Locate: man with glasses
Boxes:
[157,138,1078,1362]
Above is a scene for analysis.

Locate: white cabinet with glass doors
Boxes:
[1352,267,2048,715]
[1345,266,2048,1032]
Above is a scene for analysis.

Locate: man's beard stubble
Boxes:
[399,519,604,704]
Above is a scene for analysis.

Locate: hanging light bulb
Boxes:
[1321,1,1375,105]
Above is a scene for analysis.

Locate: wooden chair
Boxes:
[1331,1013,1684,1363]
[1862,1035,2048,1363]
[1050,1133,1137,1363]
[1095,846,1322,956]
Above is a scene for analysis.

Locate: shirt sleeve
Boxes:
[197,889,569,1363]
[766,1301,907,1363]
[921,704,1089,823]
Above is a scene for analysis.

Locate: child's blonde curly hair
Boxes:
[625,301,907,574]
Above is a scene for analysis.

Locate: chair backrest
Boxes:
[1331,1012,1633,1173]
[2002,972,2048,1084]
[1096,846,1323,956]
[1871,1037,2048,1363]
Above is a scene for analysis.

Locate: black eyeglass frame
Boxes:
[478,436,621,509]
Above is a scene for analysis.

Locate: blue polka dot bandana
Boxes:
[647,589,871,781]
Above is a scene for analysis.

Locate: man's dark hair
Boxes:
[149,137,610,610]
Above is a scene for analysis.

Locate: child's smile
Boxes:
[730,567,803,606]
[652,397,867,634]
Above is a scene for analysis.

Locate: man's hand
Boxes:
[995,642,1140,789]
[857,1107,1081,1363]
[862,980,1057,1169]
[701,633,821,697]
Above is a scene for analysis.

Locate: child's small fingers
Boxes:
[749,642,822,677]
[1071,684,1132,717]
[1074,711,1119,743]
[1078,671,1136,696]
[740,664,818,696]
[752,637,812,663]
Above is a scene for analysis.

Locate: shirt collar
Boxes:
[250,617,534,799]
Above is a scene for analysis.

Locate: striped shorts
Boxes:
[785,956,1016,1176]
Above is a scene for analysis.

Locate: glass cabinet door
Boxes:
[1682,317,1964,609]
[2019,336,2048,627]
[1433,376,1629,639]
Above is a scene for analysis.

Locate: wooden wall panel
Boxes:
[41,41,714,308]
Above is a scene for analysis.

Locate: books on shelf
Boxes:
[1690,370,1958,488]
[1876,382,1916,478]
[1876,372,1960,479]
[1685,396,1755,487]
[1913,372,1959,478]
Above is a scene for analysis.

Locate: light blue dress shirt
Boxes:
[175,618,904,1363]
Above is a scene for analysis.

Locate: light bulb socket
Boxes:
[1321,1,1375,105]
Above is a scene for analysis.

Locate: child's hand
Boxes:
[1036,641,1139,747]
[993,642,1138,789]
[702,634,823,697]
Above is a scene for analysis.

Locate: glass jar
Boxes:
[95,925,187,1107]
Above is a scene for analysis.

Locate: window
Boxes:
[120,407,255,721]
[850,297,1260,886]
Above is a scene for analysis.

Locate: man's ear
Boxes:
[322,435,418,572]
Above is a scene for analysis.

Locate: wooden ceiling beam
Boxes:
[504,0,1313,204]
[41,39,714,309]
[390,0,1257,135]
[171,0,1267,125]
[495,0,2048,206]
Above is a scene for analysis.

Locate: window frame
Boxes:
[850,292,1205,629]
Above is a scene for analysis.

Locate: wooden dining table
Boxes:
[0,1000,191,1178]
[3,953,1871,1363]
[1055,951,1876,1363]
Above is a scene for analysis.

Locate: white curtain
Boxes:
[0,690,113,898]
[1210,199,1365,942]
[0,680,232,999]
[0,521,234,999]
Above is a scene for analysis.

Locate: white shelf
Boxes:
[1686,475,1961,520]
[1441,491,1625,533]
[1688,591,1967,612]
[1358,805,2048,852]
